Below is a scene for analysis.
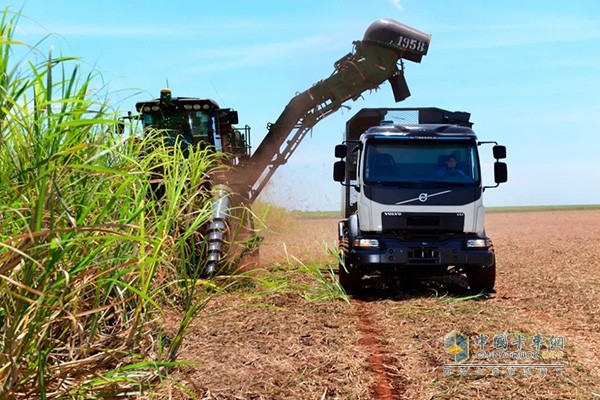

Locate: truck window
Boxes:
[363,139,480,186]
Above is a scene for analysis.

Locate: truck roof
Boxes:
[345,107,474,142]
[363,123,476,138]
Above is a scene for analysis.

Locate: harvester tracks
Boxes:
[353,299,408,400]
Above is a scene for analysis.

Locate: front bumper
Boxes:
[350,237,494,268]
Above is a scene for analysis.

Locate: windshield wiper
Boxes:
[368,181,414,187]
[369,180,473,188]
[417,180,473,187]
[411,180,448,187]
[445,181,475,187]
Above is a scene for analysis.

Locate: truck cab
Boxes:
[333,108,507,294]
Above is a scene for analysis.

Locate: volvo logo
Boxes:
[384,212,403,216]
[395,190,453,205]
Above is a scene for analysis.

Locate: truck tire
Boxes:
[337,215,362,294]
[467,262,496,294]
[338,261,362,295]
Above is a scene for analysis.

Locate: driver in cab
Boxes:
[435,155,466,177]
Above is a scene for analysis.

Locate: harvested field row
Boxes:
[159,210,600,399]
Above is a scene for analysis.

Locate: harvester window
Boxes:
[143,114,153,126]
[188,112,214,144]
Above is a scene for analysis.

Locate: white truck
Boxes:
[333,107,507,294]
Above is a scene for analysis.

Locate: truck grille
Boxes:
[406,215,439,226]
[407,247,440,264]
[382,212,464,233]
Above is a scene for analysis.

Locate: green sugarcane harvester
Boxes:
[128,19,431,276]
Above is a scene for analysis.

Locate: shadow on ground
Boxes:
[351,273,495,302]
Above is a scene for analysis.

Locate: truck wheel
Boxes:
[467,262,496,294]
[338,259,362,295]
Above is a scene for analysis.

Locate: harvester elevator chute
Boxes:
[245,19,430,203]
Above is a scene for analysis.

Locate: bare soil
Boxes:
[156,210,600,399]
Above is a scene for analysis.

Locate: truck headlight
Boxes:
[466,239,489,248]
[354,239,380,248]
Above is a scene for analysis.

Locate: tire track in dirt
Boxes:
[354,299,407,400]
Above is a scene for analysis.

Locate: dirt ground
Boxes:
[160,210,600,399]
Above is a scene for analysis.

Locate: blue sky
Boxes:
[7,0,600,210]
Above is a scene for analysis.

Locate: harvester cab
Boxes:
[135,88,251,161]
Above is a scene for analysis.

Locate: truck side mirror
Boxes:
[494,162,508,184]
[493,145,506,160]
[333,160,346,182]
[335,144,347,158]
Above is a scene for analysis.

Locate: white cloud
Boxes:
[389,0,403,11]
[431,17,600,51]
[181,34,340,73]
[16,17,353,39]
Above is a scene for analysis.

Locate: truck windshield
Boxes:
[363,138,480,186]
